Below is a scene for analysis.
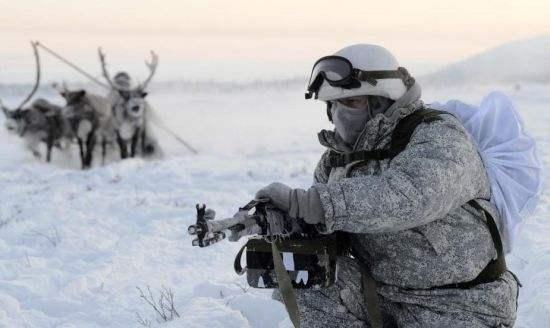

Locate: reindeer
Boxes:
[98,48,160,159]
[56,84,113,169]
[1,42,71,162]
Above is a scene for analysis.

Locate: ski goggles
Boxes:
[305,55,415,99]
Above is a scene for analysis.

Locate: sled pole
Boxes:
[150,120,198,155]
[35,41,110,90]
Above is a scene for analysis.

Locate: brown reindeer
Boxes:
[1,42,71,162]
[57,84,113,169]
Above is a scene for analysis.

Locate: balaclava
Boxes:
[330,95,394,144]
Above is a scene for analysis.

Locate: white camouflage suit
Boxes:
[282,84,520,328]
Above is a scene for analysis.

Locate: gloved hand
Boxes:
[227,207,298,241]
[227,210,263,242]
[255,182,325,225]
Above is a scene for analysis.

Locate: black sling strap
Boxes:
[360,264,384,328]
[328,109,448,168]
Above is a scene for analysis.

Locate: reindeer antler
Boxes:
[98,47,125,91]
[16,41,41,110]
[139,50,159,90]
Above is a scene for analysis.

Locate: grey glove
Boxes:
[227,207,298,241]
[255,182,325,225]
[227,210,262,242]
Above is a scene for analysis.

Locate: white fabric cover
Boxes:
[431,92,543,252]
[317,44,408,101]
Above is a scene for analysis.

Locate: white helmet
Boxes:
[306,44,415,101]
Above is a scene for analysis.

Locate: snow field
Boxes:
[0,83,548,327]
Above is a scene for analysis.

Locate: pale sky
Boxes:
[1,0,549,82]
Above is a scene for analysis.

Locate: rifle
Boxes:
[188,199,270,247]
[187,199,310,328]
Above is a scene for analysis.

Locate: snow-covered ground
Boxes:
[0,82,548,327]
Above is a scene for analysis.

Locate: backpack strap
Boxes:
[389,108,447,155]
[433,200,508,289]
[328,108,447,168]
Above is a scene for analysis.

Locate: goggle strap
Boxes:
[353,67,415,89]
[305,63,416,99]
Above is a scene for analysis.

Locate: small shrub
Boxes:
[136,285,180,325]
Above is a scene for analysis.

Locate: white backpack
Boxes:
[431,91,543,253]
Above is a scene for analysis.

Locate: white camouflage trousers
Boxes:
[274,256,519,328]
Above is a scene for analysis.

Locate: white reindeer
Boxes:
[98,48,162,159]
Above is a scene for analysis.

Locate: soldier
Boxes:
[253,44,520,327]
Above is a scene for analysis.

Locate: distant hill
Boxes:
[419,35,550,86]
[0,77,308,98]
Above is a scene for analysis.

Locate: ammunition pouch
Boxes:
[234,234,338,289]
